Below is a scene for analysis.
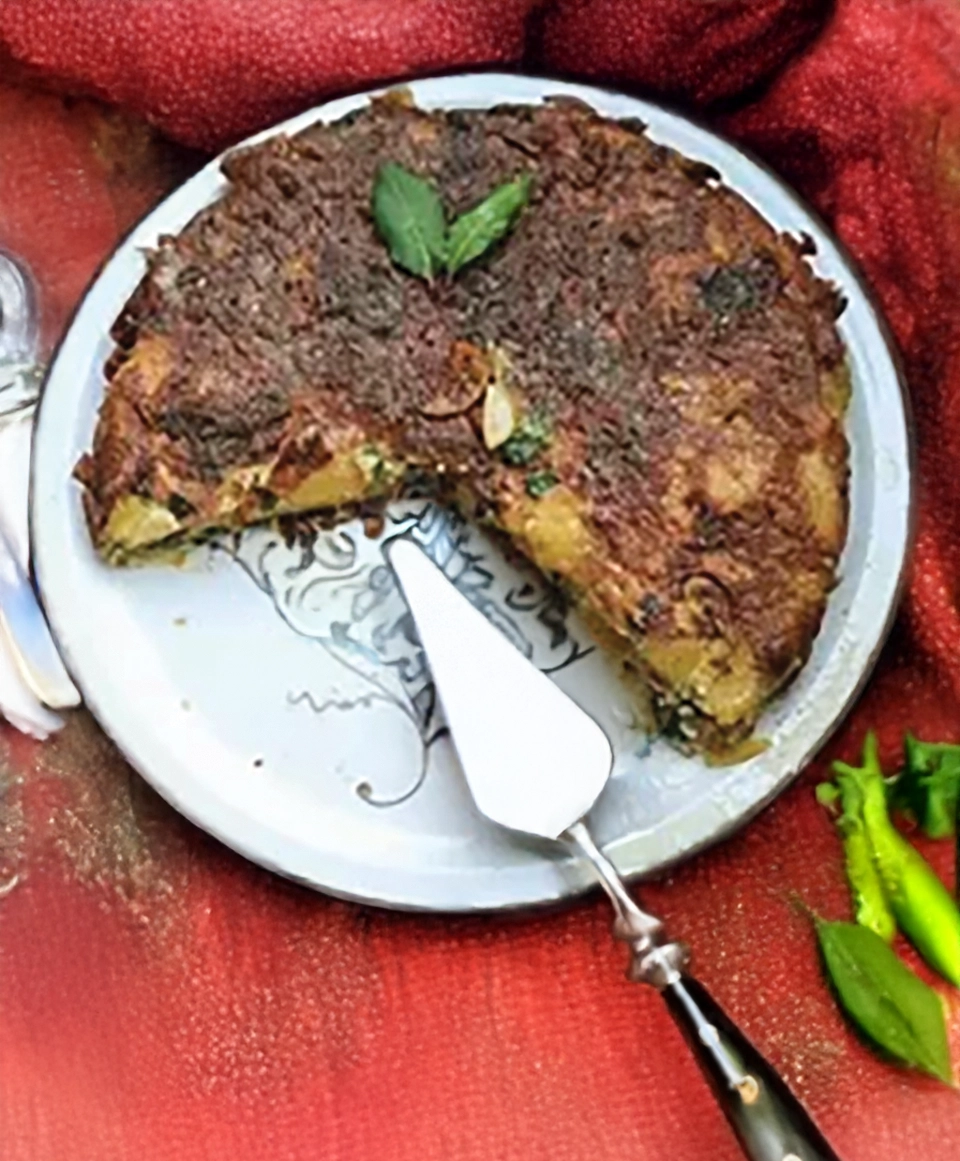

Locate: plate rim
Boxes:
[28,71,916,912]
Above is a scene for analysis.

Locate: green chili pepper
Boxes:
[816,778,896,943]
[831,733,960,987]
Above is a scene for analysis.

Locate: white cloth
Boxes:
[0,415,63,738]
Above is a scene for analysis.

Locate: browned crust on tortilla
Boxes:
[75,97,850,752]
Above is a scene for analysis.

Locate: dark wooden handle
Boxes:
[662,975,842,1161]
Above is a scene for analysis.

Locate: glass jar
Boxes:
[0,249,40,419]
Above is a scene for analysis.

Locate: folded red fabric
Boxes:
[536,0,832,106]
[3,3,960,1161]
[0,0,539,151]
[0,0,835,149]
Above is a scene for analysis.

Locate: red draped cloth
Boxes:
[2,3,960,1157]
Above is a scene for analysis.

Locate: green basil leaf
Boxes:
[372,163,447,280]
[446,175,532,274]
[818,920,954,1084]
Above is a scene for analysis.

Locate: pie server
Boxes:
[388,537,840,1161]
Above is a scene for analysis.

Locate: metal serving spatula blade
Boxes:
[388,537,841,1161]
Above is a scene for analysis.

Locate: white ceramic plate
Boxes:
[30,74,912,911]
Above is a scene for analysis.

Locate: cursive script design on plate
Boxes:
[215,502,595,808]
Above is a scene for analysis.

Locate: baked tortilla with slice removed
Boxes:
[75,94,850,759]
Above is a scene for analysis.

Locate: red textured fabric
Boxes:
[3,3,960,1159]
[532,0,833,107]
[0,0,540,151]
